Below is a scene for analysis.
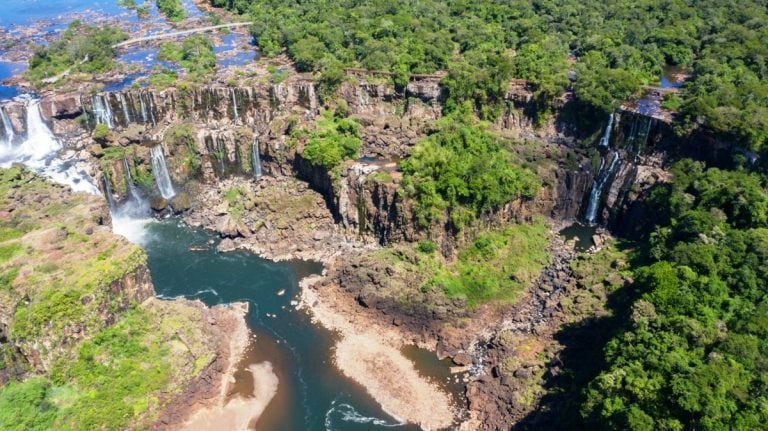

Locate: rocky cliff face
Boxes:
[0,167,250,429]
[5,71,706,244]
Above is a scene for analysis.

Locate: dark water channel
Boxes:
[142,220,454,430]
[559,223,598,252]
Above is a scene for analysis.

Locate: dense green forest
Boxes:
[401,105,539,229]
[204,1,768,429]
[210,0,768,151]
[580,161,768,430]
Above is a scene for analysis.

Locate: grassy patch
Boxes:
[368,170,394,184]
[0,227,24,243]
[430,219,550,307]
[101,146,126,162]
[368,218,551,310]
[0,243,22,264]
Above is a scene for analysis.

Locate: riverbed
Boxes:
[139,219,455,430]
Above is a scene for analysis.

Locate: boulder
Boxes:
[218,215,241,238]
[170,192,192,213]
[39,93,82,119]
[150,197,168,212]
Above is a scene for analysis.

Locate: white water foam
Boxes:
[0,97,100,195]
[112,215,152,245]
[324,400,404,430]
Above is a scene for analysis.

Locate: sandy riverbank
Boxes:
[178,302,281,431]
[152,301,281,431]
[182,361,279,431]
[301,276,457,430]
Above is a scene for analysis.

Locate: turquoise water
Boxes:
[142,220,435,430]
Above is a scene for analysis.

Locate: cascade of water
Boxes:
[0,98,100,195]
[92,94,115,128]
[0,107,14,148]
[598,113,614,147]
[119,93,131,125]
[231,88,239,124]
[584,151,621,224]
[252,138,262,179]
[338,175,351,228]
[122,157,141,201]
[111,163,151,244]
[139,92,148,123]
[147,93,156,126]
[217,137,226,174]
[102,175,117,212]
[150,145,175,199]
[102,94,115,128]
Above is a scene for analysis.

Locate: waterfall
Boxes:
[0,98,100,195]
[231,88,239,124]
[598,113,614,147]
[252,138,262,179]
[1,107,14,148]
[584,151,621,225]
[102,175,117,212]
[92,94,115,128]
[147,93,156,126]
[119,93,131,125]
[139,92,148,123]
[110,156,151,243]
[150,145,176,199]
[122,157,141,201]
[338,175,351,228]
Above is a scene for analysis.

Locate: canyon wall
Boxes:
[0,73,709,245]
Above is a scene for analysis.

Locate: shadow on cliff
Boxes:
[513,241,648,431]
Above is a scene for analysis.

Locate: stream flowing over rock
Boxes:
[0,71,691,246]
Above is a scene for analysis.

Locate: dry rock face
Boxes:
[183,176,373,262]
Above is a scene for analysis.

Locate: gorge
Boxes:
[1,0,766,430]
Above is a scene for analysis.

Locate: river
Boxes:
[139,219,439,430]
[1,1,460,428]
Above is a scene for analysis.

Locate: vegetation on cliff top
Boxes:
[431,220,550,307]
[294,109,362,173]
[158,34,217,78]
[579,161,768,430]
[25,21,127,87]
[0,168,218,430]
[211,0,768,150]
[401,106,540,230]
[360,218,550,310]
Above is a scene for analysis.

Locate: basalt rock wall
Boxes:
[12,73,734,243]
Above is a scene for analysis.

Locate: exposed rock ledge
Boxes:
[182,176,376,263]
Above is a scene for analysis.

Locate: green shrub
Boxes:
[401,104,540,230]
[417,240,438,254]
[157,35,216,78]
[0,377,57,431]
[92,123,109,140]
[156,0,186,21]
[301,111,362,170]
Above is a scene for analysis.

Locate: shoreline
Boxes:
[151,300,280,430]
[300,275,459,430]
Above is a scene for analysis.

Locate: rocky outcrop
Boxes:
[39,92,83,119]
[0,167,253,429]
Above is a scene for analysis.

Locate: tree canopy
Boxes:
[209,0,768,149]
[582,161,768,431]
